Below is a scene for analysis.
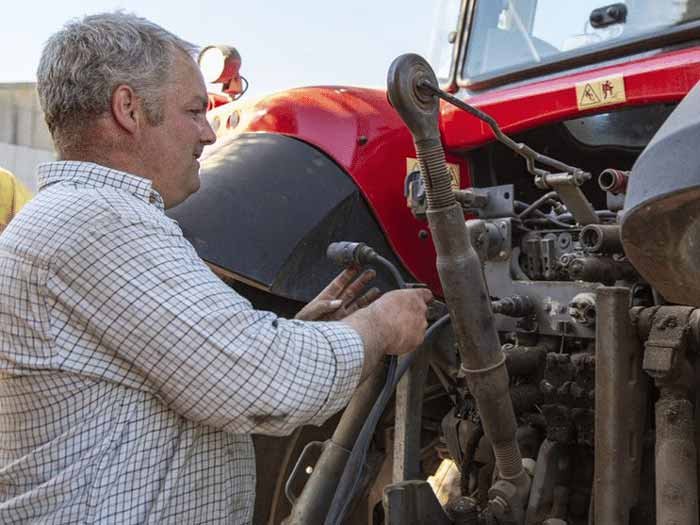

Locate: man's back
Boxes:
[0,162,257,523]
[0,161,365,523]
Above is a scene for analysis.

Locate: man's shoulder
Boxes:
[38,181,175,230]
[1,181,182,263]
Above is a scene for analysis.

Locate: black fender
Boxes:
[167,132,407,302]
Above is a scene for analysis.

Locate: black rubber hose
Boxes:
[516,191,559,219]
[326,242,407,289]
[324,314,452,525]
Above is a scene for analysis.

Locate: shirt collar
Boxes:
[37,161,165,212]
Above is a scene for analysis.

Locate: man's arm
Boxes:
[49,213,365,436]
[294,266,433,381]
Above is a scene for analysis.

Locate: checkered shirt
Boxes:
[0,161,364,524]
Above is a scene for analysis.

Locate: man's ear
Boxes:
[111,84,143,134]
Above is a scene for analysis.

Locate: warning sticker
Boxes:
[575,74,626,110]
[406,158,460,189]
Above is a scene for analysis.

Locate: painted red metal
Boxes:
[207,92,231,111]
[212,46,700,294]
[216,86,469,292]
[442,47,700,150]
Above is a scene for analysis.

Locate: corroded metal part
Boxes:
[383,480,453,524]
[594,287,648,525]
[386,54,441,144]
[579,224,622,253]
[655,397,698,525]
[567,256,636,283]
[393,349,429,483]
[283,366,386,524]
[534,172,599,225]
[598,168,629,194]
[387,53,527,521]
[637,305,699,525]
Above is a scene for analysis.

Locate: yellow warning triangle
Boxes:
[580,83,601,107]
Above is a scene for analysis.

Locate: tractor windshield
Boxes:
[429,0,463,82]
[462,0,700,84]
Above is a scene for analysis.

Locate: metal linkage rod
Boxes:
[417,80,588,179]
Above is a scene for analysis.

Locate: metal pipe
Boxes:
[387,53,528,522]
[655,395,698,525]
[580,224,622,253]
[283,365,386,524]
[393,348,429,483]
[594,287,648,525]
[598,169,629,194]
[636,305,699,525]
[567,256,636,283]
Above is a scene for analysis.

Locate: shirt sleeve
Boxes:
[46,211,365,435]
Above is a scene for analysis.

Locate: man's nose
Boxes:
[202,119,217,146]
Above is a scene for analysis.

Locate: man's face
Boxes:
[140,52,216,208]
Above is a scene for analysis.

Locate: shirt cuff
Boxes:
[305,321,364,425]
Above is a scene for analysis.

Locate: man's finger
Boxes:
[340,287,381,318]
[318,267,359,300]
[416,288,434,303]
[295,299,343,321]
[338,268,376,304]
[349,287,381,311]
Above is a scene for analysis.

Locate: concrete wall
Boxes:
[0,83,54,192]
[0,143,53,192]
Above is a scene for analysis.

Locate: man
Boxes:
[0,12,432,524]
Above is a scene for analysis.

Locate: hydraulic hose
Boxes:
[324,314,452,525]
[324,240,450,524]
[326,242,406,289]
[318,241,408,524]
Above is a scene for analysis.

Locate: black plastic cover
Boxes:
[622,81,700,305]
[167,132,405,302]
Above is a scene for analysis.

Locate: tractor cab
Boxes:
[433,0,700,92]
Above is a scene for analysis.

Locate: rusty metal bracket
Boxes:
[635,305,698,525]
[642,306,694,387]
[383,480,453,525]
[534,172,599,225]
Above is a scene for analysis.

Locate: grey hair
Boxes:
[37,12,198,153]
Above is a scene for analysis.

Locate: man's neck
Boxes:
[59,148,150,183]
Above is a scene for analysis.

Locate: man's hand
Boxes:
[367,289,433,355]
[295,267,381,321]
[342,288,433,381]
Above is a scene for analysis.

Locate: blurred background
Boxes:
[0,0,443,189]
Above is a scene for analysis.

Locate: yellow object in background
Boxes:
[0,168,32,232]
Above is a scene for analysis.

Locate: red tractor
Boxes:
[169,1,700,523]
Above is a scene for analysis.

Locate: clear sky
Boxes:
[2,0,438,99]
